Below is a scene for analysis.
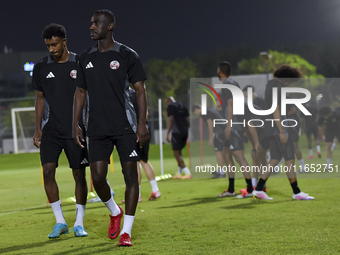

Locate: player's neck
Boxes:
[54,48,70,63]
[97,37,115,52]
[220,76,229,83]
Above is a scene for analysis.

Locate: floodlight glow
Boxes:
[24,62,34,72]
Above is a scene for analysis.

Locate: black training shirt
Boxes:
[303,105,318,127]
[219,77,240,119]
[318,111,340,132]
[32,52,80,139]
[167,102,189,135]
[201,108,225,135]
[77,42,147,136]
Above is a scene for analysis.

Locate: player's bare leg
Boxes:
[91,161,122,239]
[72,167,88,236]
[217,147,236,197]
[72,167,87,205]
[120,161,138,239]
[140,160,161,200]
[294,142,305,172]
[326,142,333,168]
[232,150,253,197]
[173,150,191,178]
[43,163,59,203]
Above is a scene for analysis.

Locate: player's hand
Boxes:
[73,125,85,148]
[225,126,231,140]
[166,133,171,143]
[33,129,42,148]
[208,135,214,147]
[136,124,149,148]
[255,142,262,153]
[279,133,287,144]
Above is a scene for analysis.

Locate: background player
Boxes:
[318,106,340,169]
[253,65,314,200]
[129,88,161,201]
[73,9,149,246]
[166,97,191,179]
[286,104,306,172]
[32,24,88,239]
[217,61,255,198]
[303,103,321,159]
[192,104,226,178]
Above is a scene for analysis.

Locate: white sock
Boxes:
[182,167,190,174]
[332,142,336,151]
[251,178,258,188]
[139,185,141,197]
[103,197,120,216]
[309,149,313,156]
[120,215,135,237]
[177,167,182,174]
[298,159,305,169]
[266,151,271,162]
[316,145,321,153]
[50,200,66,224]
[107,180,114,194]
[149,180,159,193]
[74,204,86,227]
[327,158,332,167]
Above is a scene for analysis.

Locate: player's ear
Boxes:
[108,22,114,31]
[63,38,67,46]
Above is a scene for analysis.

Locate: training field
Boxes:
[0,141,339,254]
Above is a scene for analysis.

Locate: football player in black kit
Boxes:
[73,10,149,246]
[33,24,89,239]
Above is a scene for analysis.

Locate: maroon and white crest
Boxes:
[70,70,77,79]
[110,60,120,70]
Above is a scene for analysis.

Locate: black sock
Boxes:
[228,178,235,193]
[256,178,267,191]
[245,179,253,193]
[290,181,301,194]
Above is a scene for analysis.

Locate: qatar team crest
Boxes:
[70,70,77,79]
[110,60,120,70]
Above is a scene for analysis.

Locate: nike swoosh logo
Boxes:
[110,229,119,237]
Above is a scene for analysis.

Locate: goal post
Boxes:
[11,107,37,154]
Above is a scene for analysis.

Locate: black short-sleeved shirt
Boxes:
[264,79,287,136]
[32,52,80,139]
[128,88,149,128]
[77,42,147,136]
[253,96,266,110]
[318,111,340,132]
[167,102,189,135]
[303,105,318,127]
[219,77,240,118]
[201,108,225,135]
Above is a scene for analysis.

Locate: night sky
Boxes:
[2,0,340,62]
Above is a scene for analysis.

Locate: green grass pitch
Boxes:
[0,140,339,254]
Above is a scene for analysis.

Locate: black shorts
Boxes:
[140,142,149,162]
[260,137,270,150]
[89,134,140,163]
[269,134,295,161]
[214,133,225,152]
[305,125,318,138]
[40,133,89,169]
[171,133,188,150]
[224,130,244,151]
[291,128,300,143]
[325,130,340,143]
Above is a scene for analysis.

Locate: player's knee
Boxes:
[123,169,138,187]
[72,168,86,183]
[91,173,106,187]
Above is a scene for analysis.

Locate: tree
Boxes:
[237,50,324,78]
[144,58,199,112]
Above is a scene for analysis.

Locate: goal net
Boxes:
[11,107,38,153]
